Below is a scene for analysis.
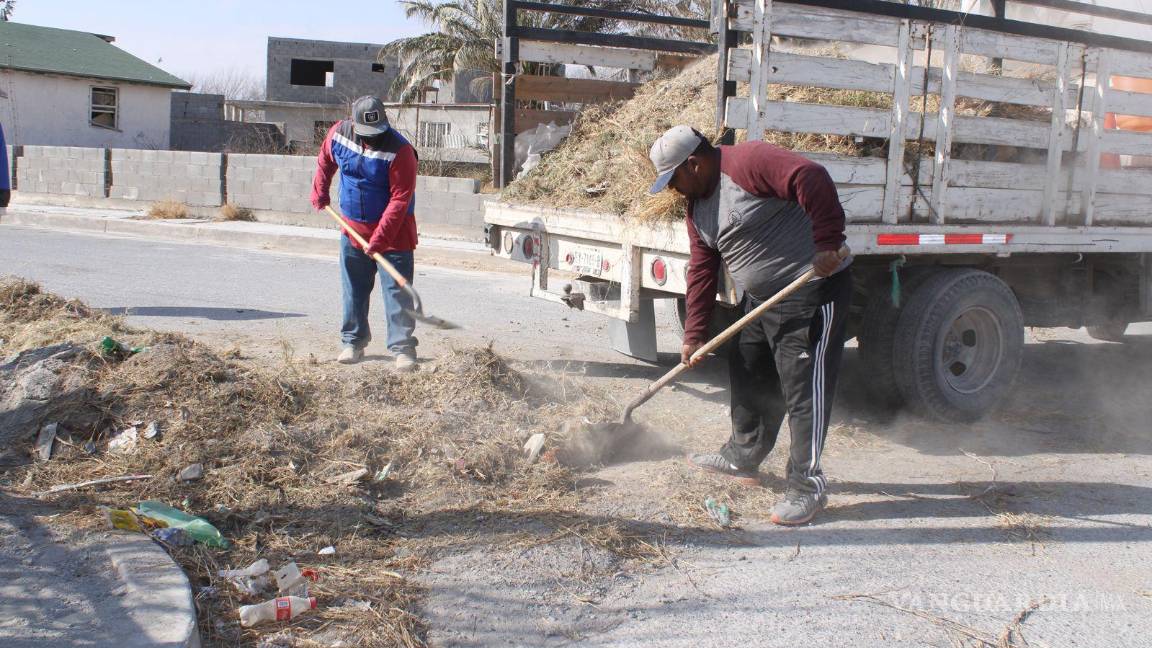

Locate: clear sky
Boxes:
[11,0,424,84]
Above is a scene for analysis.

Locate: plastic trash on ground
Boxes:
[238,596,317,627]
[105,508,146,532]
[152,527,194,546]
[136,500,230,548]
[704,498,731,528]
[272,561,311,597]
[220,558,271,595]
[108,426,139,454]
[34,422,57,461]
[100,336,145,360]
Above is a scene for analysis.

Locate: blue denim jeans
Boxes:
[339,235,417,354]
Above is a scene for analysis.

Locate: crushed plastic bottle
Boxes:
[704,498,731,528]
[136,500,229,548]
[238,596,317,627]
[100,336,145,360]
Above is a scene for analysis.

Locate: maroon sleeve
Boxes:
[682,211,722,347]
[310,122,340,210]
[368,144,417,251]
[722,142,846,252]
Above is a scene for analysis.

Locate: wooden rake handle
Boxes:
[621,245,851,421]
[324,205,411,290]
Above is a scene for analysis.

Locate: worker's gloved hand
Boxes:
[0,189,10,208]
[311,194,329,211]
[681,341,704,365]
[812,249,842,277]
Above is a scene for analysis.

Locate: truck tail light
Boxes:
[651,257,668,286]
[522,236,535,258]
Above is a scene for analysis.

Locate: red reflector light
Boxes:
[564,252,574,264]
[944,234,984,244]
[602,259,611,272]
[651,257,668,286]
[522,236,535,258]
[877,234,920,245]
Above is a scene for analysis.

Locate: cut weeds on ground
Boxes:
[0,277,685,647]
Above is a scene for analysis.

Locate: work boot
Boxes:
[394,350,418,372]
[770,488,828,526]
[687,453,761,486]
[337,346,364,365]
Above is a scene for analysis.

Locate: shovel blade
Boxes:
[406,308,460,330]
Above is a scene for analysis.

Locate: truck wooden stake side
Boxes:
[485,0,1152,422]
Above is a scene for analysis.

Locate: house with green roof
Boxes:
[0,21,190,149]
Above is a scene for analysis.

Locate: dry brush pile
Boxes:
[503,50,1053,223]
[0,278,654,647]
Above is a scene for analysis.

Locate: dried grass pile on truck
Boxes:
[503,50,1052,222]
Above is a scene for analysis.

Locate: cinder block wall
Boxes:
[414,176,484,227]
[8,145,487,229]
[226,153,337,213]
[109,150,224,206]
[16,146,106,197]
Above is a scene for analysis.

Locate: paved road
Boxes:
[4,224,1152,648]
[0,225,684,367]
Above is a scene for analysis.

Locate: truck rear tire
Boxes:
[894,269,1024,422]
[857,269,936,411]
[671,298,741,344]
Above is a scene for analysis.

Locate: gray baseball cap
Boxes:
[352,95,390,136]
[648,125,706,194]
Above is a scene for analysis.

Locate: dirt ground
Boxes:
[2,229,1150,647]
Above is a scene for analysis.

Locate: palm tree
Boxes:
[382,0,708,103]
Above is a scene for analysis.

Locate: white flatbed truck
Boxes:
[485,0,1152,421]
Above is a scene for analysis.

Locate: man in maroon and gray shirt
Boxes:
[649,125,851,525]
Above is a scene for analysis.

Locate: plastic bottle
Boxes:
[135,500,229,548]
[238,596,317,627]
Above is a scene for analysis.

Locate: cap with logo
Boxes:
[352,95,390,136]
[648,125,706,194]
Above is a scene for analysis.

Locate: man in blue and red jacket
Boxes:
[311,96,419,370]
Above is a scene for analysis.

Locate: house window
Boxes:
[418,122,450,148]
[371,63,388,73]
[90,86,118,129]
[476,122,489,148]
[290,59,335,87]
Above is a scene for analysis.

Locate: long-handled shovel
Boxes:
[562,246,851,464]
[324,205,459,330]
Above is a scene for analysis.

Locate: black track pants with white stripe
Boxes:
[721,267,852,495]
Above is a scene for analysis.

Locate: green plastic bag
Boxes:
[136,500,229,548]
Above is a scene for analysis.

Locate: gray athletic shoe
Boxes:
[770,489,828,526]
[337,346,364,364]
[394,351,418,372]
[687,453,761,486]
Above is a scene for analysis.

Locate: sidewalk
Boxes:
[0,201,490,259]
[0,495,200,648]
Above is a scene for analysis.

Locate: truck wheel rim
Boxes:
[940,306,1003,395]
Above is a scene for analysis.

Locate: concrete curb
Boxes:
[103,530,201,648]
[0,208,488,257]
[1,209,342,257]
